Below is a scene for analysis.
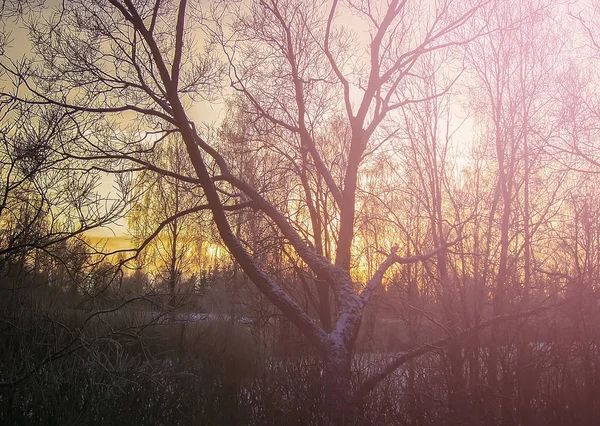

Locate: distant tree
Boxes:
[466,0,566,422]
[128,134,210,306]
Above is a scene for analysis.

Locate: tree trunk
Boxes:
[323,346,355,426]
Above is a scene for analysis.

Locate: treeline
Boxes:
[2,238,600,425]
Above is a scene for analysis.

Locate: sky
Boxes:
[2,0,592,246]
[2,5,226,242]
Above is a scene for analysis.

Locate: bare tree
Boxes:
[465,0,567,422]
[128,134,210,306]
[2,1,568,424]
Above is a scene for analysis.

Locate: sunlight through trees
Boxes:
[3,1,600,425]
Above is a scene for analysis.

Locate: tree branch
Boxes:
[354,302,560,401]
[359,239,459,307]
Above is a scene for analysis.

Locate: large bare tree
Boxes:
[2,0,562,424]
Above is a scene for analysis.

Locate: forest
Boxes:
[2,0,600,425]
